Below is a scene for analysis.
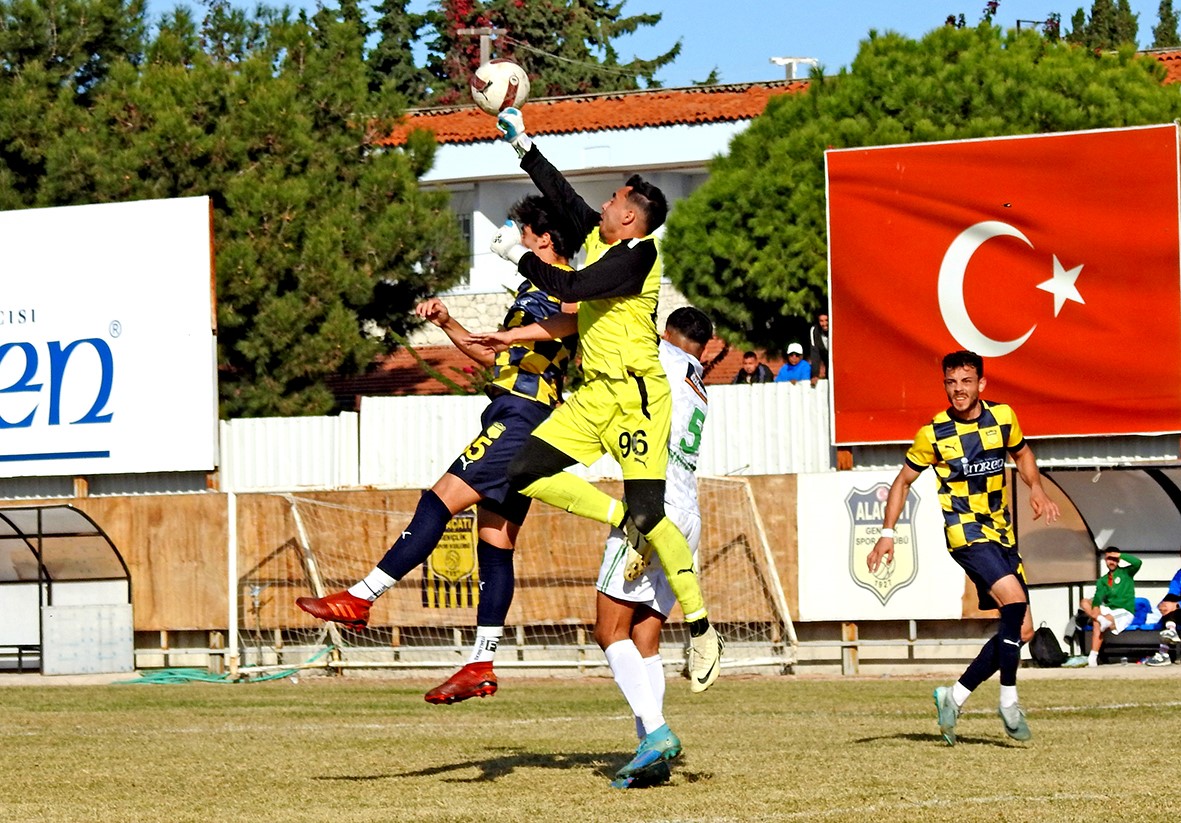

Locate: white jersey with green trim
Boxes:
[659,339,707,516]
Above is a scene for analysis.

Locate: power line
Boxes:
[500,35,651,78]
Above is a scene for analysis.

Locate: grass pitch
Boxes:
[2,669,1178,822]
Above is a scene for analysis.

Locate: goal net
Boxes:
[229,477,797,677]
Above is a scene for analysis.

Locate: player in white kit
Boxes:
[593,306,714,789]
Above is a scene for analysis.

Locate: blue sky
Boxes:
[144,0,1170,88]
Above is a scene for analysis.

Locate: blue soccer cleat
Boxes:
[613,724,682,782]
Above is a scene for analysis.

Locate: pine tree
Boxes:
[662,25,1181,354]
[368,0,430,99]
[1115,0,1139,45]
[1153,0,1179,46]
[14,0,467,417]
[1088,0,1121,48]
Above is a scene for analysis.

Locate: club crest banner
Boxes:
[825,124,1181,444]
[422,508,479,608]
[797,470,965,621]
[846,482,917,606]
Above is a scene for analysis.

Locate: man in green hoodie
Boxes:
[1080,548,1143,667]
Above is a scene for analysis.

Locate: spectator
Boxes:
[1145,592,1181,666]
[1144,561,1181,666]
[732,350,774,384]
[775,343,811,384]
[1080,548,1142,667]
[809,313,829,387]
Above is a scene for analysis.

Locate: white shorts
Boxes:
[1097,606,1134,635]
[596,504,701,618]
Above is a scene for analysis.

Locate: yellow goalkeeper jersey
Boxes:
[577,229,664,380]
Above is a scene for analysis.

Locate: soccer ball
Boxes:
[469,59,531,115]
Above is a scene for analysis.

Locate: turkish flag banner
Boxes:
[825,124,1181,444]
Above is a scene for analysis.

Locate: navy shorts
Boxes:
[446,392,552,526]
[951,541,1028,610]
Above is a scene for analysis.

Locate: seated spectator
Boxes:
[775,343,811,384]
[809,313,829,388]
[1145,593,1181,666]
[733,350,774,384]
[1080,548,1142,667]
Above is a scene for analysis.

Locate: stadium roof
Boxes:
[380,48,1181,149]
[378,80,809,148]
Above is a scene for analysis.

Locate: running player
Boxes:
[295,195,579,705]
[596,307,713,789]
[866,350,1060,745]
[487,106,724,692]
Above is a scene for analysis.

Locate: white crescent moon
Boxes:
[938,221,1036,357]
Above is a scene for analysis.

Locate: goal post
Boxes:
[228,478,797,677]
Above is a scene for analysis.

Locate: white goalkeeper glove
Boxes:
[497,107,533,158]
[490,219,528,265]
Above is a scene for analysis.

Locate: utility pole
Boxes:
[457,26,508,66]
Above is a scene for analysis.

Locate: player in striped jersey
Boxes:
[488,106,724,693]
[866,350,1059,745]
[296,196,579,704]
[595,307,713,789]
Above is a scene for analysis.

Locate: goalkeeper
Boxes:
[487,106,723,692]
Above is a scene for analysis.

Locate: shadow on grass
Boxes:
[314,748,713,785]
[317,748,620,782]
[852,731,1021,748]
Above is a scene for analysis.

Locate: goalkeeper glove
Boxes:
[490,219,528,265]
[497,107,533,158]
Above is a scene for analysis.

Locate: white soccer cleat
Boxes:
[688,625,723,693]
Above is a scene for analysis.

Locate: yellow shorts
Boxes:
[531,373,670,481]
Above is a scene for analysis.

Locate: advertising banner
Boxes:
[0,196,217,476]
[826,124,1181,444]
[796,469,967,621]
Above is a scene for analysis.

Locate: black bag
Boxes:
[1029,624,1067,668]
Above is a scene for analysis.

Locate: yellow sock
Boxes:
[645,517,706,621]
[521,471,626,527]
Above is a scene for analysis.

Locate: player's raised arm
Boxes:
[498,107,600,240]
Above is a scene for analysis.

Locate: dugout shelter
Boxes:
[0,505,133,674]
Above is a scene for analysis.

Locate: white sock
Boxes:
[604,640,664,737]
[640,655,665,740]
[999,684,1018,708]
[348,567,396,601]
[1088,650,1099,664]
[951,682,971,707]
[467,626,502,664]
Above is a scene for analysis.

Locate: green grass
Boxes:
[2,672,1179,822]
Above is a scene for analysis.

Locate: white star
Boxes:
[1036,255,1085,317]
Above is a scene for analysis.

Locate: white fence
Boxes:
[220,382,837,492]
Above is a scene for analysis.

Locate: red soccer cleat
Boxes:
[424,662,498,704]
[295,590,371,627]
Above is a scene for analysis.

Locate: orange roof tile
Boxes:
[382,50,1181,149]
[327,345,483,408]
[380,81,809,147]
[1147,48,1181,84]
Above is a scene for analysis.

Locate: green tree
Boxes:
[17,0,466,416]
[1066,0,1139,48]
[1152,0,1179,46]
[663,24,1181,354]
[368,0,430,99]
[418,0,679,105]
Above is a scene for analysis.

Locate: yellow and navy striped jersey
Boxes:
[904,399,1026,551]
[490,277,577,407]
